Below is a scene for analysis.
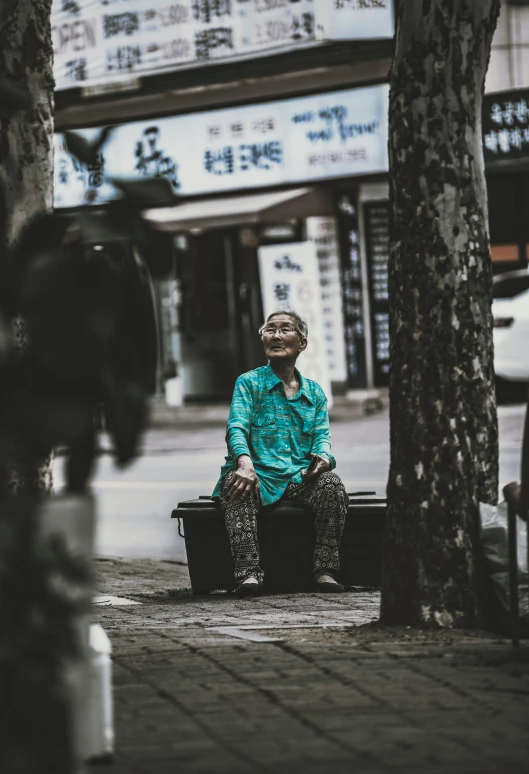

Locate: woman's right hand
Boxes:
[227,455,260,500]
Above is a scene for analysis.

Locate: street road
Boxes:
[53,404,526,561]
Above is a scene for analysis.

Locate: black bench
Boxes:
[171,492,386,594]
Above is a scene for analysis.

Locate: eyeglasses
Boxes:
[260,325,298,337]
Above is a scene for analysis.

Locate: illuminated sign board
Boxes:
[54,83,390,207]
[483,88,529,161]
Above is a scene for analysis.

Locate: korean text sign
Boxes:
[51,0,394,92]
[257,241,333,404]
[483,89,529,160]
[54,83,389,207]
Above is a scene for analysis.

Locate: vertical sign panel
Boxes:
[364,201,390,386]
[258,242,333,405]
[482,88,529,161]
[336,192,368,389]
[306,217,347,384]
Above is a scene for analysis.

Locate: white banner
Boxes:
[306,217,347,383]
[258,242,333,405]
[54,83,389,207]
[52,0,316,91]
[51,0,394,92]
[317,0,394,41]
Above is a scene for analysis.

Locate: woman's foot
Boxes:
[314,573,345,593]
[234,576,262,597]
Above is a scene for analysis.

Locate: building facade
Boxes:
[52,0,528,402]
[53,0,395,401]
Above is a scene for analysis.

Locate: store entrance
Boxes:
[175,224,300,400]
[178,229,240,401]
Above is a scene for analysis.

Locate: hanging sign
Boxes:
[317,0,394,41]
[306,217,348,384]
[335,191,368,389]
[54,83,389,206]
[364,201,390,387]
[257,242,333,405]
[51,0,314,91]
[51,0,394,92]
[482,88,529,161]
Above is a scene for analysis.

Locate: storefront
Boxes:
[54,82,391,400]
[56,80,521,401]
[144,86,525,401]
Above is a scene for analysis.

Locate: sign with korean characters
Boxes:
[335,191,368,389]
[51,0,393,92]
[483,89,529,161]
[53,83,389,207]
[306,217,348,383]
[257,242,333,405]
[51,0,315,91]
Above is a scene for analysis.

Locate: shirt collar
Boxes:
[264,363,314,404]
[264,362,282,391]
[296,369,314,404]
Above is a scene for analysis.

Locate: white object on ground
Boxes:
[85,624,114,761]
[165,376,183,407]
[39,494,95,765]
[93,595,142,606]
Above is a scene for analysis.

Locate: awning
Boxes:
[143,187,334,232]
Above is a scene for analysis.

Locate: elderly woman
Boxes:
[212,310,348,597]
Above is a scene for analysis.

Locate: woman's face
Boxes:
[261,314,307,362]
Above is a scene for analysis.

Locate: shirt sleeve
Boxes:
[226,375,254,460]
[311,395,336,470]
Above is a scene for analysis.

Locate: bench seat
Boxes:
[171,492,386,594]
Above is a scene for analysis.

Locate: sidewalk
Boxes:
[89,558,529,774]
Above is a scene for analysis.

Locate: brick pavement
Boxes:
[89,559,529,774]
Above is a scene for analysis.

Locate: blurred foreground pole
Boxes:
[0,495,94,773]
[0,0,54,493]
[0,0,83,770]
[382,0,500,627]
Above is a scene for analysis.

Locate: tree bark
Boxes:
[381,0,500,627]
[0,0,54,494]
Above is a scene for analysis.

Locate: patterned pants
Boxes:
[219,471,348,586]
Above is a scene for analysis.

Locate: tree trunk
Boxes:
[0,0,54,494]
[381,0,500,627]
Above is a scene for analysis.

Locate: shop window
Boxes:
[487,175,520,245]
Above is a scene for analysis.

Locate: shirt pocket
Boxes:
[251,412,275,427]
[302,408,316,436]
[250,412,277,457]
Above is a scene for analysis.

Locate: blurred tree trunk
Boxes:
[0,3,80,774]
[381,0,500,627]
[0,0,55,494]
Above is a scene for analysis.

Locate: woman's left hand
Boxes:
[301,453,330,482]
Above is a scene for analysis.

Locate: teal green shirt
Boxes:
[212,363,336,506]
